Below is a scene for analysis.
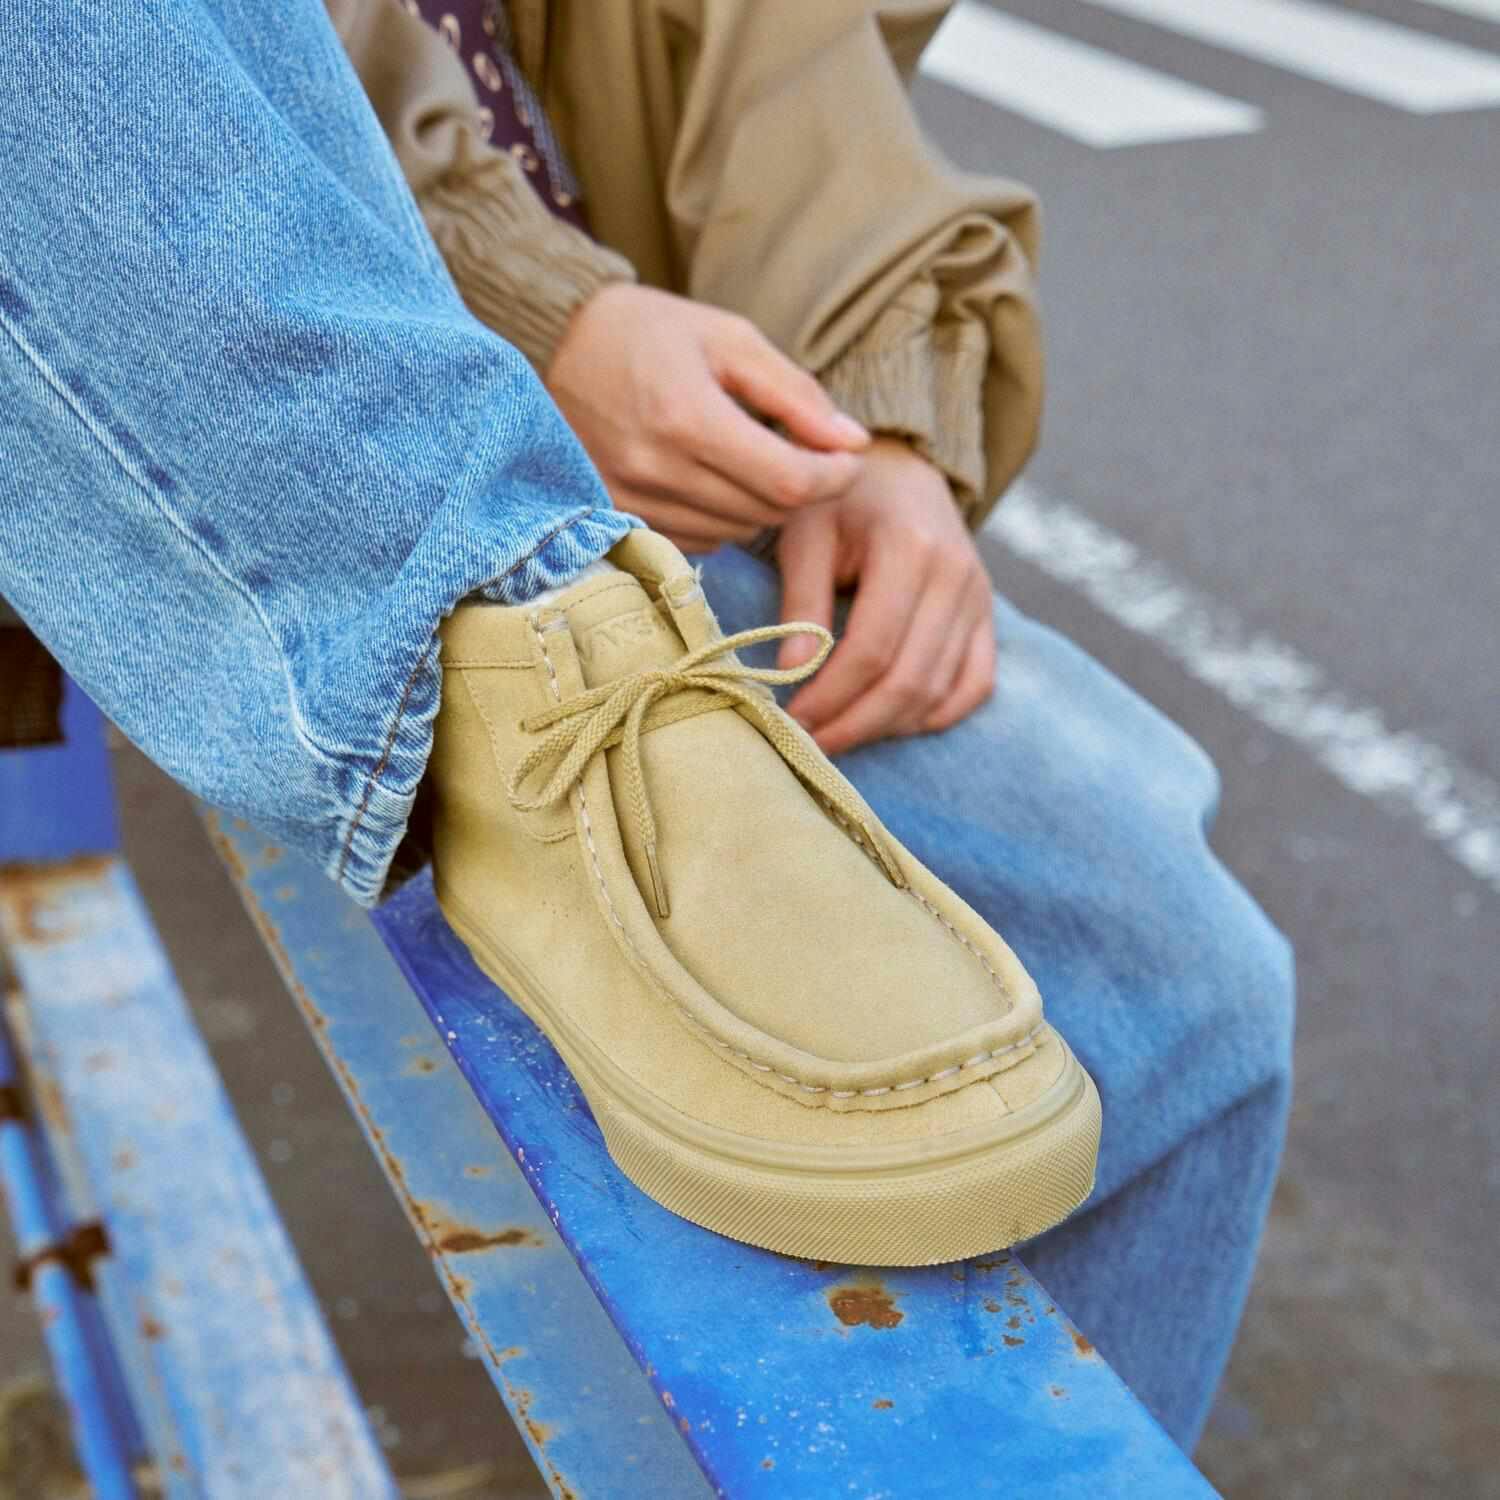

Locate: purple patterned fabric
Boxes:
[407,0,589,230]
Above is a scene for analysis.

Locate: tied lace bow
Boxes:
[507,621,908,919]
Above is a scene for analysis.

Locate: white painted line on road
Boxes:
[1410,0,1500,21]
[1413,0,1500,23]
[988,485,1500,895]
[1079,0,1500,112]
[919,2,1263,148]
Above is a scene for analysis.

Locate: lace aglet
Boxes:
[645,841,671,919]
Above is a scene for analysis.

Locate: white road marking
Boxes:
[919,1,1263,148]
[1079,0,1500,111]
[1413,0,1500,22]
[987,485,1500,895]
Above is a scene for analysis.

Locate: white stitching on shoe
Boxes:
[529,619,1040,1102]
[818,801,1010,1000]
[905,890,1008,993]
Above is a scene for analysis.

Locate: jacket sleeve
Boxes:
[326,0,634,372]
[603,0,1043,525]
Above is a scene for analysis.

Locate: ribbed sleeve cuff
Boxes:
[818,299,991,526]
[422,155,636,374]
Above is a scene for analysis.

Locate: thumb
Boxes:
[716,324,869,453]
[776,510,839,670]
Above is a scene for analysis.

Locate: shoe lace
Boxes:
[507,621,908,918]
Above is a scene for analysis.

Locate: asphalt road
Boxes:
[3,4,1496,1497]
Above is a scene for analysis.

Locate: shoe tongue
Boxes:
[559,577,686,689]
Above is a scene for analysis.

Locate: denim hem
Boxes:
[330,505,639,906]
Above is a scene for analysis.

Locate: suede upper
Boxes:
[430,532,1055,1120]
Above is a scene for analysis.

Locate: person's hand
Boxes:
[546,284,870,551]
[775,438,996,756]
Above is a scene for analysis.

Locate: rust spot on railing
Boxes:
[1072,1332,1096,1359]
[511,1385,553,1446]
[141,1315,165,1341]
[505,1381,578,1498]
[872,1398,893,1410]
[828,1283,903,1330]
[0,855,112,945]
[436,1226,542,1253]
[212,831,249,883]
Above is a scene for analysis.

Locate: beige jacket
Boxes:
[328,0,1043,525]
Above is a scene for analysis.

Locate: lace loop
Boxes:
[508,620,908,917]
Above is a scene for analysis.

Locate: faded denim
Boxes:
[0,0,633,902]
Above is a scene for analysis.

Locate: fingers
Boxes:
[617,491,762,551]
[610,424,789,531]
[696,384,864,514]
[784,537,921,731]
[805,567,969,756]
[775,509,839,669]
[923,604,998,734]
[712,318,870,454]
[925,584,978,701]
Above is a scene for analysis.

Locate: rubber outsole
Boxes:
[442,896,1101,1266]
[588,1056,1100,1265]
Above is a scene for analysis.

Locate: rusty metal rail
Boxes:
[0,683,396,1499]
[213,821,1222,1499]
[0,1011,139,1500]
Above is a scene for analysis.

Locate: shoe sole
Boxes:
[442,894,1101,1267]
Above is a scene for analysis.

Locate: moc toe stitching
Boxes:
[532,616,1045,1107]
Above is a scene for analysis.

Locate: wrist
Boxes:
[863,434,952,499]
[545,280,638,386]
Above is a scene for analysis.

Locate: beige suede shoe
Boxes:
[429,531,1099,1266]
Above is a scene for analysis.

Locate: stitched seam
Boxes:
[336,639,434,883]
[533,619,1035,1099]
[443,656,534,669]
[905,889,1009,997]
[820,800,1010,1004]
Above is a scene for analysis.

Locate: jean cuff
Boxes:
[332,505,639,905]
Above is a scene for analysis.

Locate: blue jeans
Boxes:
[1,0,1291,1452]
[702,547,1294,1450]
[0,0,632,904]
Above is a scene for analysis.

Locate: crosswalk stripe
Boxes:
[1412,0,1500,22]
[1079,0,1500,112]
[986,485,1500,897]
[919,1,1263,148]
